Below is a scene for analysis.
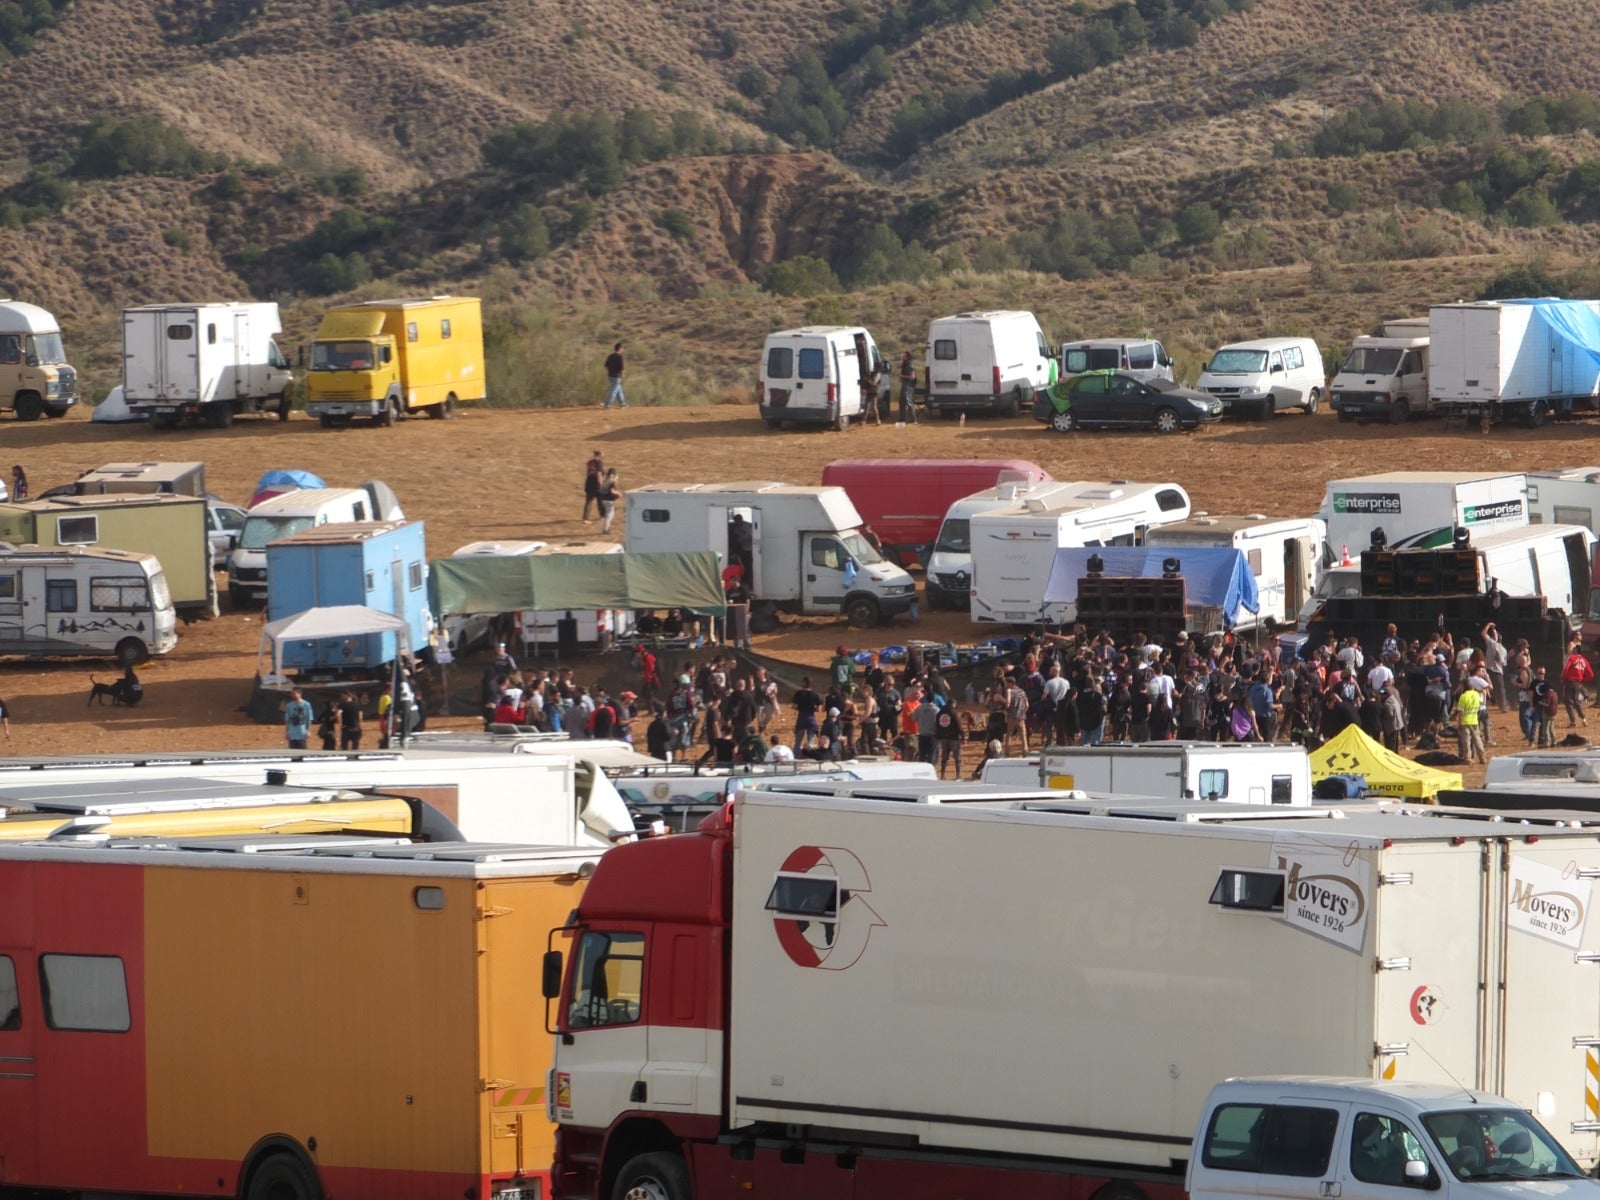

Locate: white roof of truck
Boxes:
[246,487,369,515]
[0,300,60,333]
[630,482,841,498]
[1330,471,1524,485]
[932,310,1038,324]
[1149,514,1311,537]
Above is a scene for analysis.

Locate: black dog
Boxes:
[88,670,143,707]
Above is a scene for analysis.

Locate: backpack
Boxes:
[1542,685,1562,715]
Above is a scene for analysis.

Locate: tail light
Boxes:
[992,366,1002,396]
[758,383,765,403]
[923,366,929,391]
[826,382,836,406]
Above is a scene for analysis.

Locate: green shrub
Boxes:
[74,113,222,178]
[658,208,694,241]
[499,204,550,263]
[162,227,192,251]
[763,255,842,296]
[1175,200,1220,245]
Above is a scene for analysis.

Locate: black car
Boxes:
[1038,370,1223,433]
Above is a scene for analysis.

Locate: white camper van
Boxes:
[1330,328,1431,424]
[123,302,294,428]
[968,479,1192,624]
[0,299,78,420]
[0,543,177,665]
[924,310,1052,417]
[626,482,916,629]
[1058,337,1174,382]
[227,486,402,606]
[1036,741,1312,805]
[925,478,1062,611]
[1197,336,1326,418]
[1526,467,1600,533]
[759,326,884,430]
[523,541,633,651]
[1144,514,1326,629]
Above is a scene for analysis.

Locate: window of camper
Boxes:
[934,339,957,361]
[406,322,418,343]
[1247,548,1263,575]
[641,509,670,523]
[207,324,217,345]
[166,324,194,341]
[408,562,423,590]
[1156,489,1188,513]
[365,570,375,592]
[1271,775,1293,804]
[39,954,130,1033]
[46,579,76,612]
[1284,346,1304,371]
[0,574,14,599]
[1198,768,1229,799]
[797,348,825,379]
[766,347,794,379]
[57,516,98,545]
[91,577,150,613]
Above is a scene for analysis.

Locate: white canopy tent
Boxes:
[258,605,410,677]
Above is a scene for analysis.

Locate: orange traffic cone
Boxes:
[1340,544,1351,566]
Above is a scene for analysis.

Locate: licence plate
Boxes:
[495,1189,541,1200]
[1004,611,1029,620]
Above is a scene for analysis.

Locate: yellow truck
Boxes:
[305,295,485,427]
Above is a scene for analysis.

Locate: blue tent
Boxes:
[1505,298,1600,368]
[1043,546,1259,627]
[257,468,326,490]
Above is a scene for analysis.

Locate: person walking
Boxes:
[1561,639,1593,728]
[897,351,917,424]
[338,690,363,750]
[582,449,604,523]
[10,465,26,501]
[597,468,621,534]
[602,341,627,409]
[284,688,313,749]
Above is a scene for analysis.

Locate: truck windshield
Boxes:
[26,333,65,364]
[1341,347,1403,374]
[240,515,316,550]
[1207,349,1268,374]
[310,340,376,371]
[268,340,289,370]
[934,518,970,554]
[1422,1108,1584,1181]
[840,530,885,565]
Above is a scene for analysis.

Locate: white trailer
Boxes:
[0,543,176,666]
[1144,514,1325,629]
[1030,740,1312,804]
[625,481,917,630]
[1526,467,1600,533]
[1430,299,1600,428]
[123,301,294,429]
[968,479,1191,624]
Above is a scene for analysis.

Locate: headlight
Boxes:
[45,381,59,395]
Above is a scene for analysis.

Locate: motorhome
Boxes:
[626,482,916,630]
[968,479,1192,624]
[0,543,177,665]
[0,298,77,419]
[72,461,207,497]
[923,310,1053,417]
[1144,514,1325,629]
[925,477,1061,610]
[1033,741,1312,804]
[1196,336,1325,418]
[227,485,402,606]
[305,295,485,425]
[758,326,885,430]
[122,302,294,428]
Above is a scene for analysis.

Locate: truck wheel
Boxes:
[43,404,67,419]
[205,404,233,429]
[1390,399,1410,425]
[376,398,398,427]
[1049,409,1075,433]
[277,389,293,422]
[426,394,456,420]
[245,1152,323,1200]
[1304,387,1321,414]
[228,584,250,608]
[845,595,880,629]
[1090,1181,1148,1200]
[1523,399,1548,429]
[765,419,782,430]
[611,1151,689,1200]
[1152,407,1181,434]
[1254,399,1272,420]
[114,637,149,669]
[13,392,42,421]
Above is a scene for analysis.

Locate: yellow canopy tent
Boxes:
[1309,724,1464,800]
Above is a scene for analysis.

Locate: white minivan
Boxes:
[759,326,884,431]
[1197,336,1326,419]
[924,310,1053,417]
[1059,338,1174,382]
[227,486,402,606]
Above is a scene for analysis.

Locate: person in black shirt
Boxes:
[646,703,672,761]
[792,677,823,751]
[603,341,627,409]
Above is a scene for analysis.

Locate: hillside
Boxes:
[0,0,1596,393]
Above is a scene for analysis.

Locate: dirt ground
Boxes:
[4,400,1591,784]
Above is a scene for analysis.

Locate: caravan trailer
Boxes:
[0,543,176,665]
[1144,514,1325,629]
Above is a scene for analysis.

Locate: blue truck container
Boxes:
[266,520,429,672]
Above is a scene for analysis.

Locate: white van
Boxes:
[759,326,884,430]
[226,486,402,606]
[1144,514,1326,630]
[924,310,1052,417]
[0,543,177,666]
[1197,336,1326,418]
[1059,338,1174,382]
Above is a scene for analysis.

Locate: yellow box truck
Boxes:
[305,295,485,427]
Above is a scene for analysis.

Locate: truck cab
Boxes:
[1331,336,1430,425]
[0,300,77,420]
[307,315,400,423]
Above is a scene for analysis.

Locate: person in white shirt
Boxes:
[1366,660,1394,696]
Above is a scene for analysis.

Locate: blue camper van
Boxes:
[266,520,429,672]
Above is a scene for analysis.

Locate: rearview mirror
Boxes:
[541,949,564,999]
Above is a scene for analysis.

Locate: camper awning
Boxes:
[259,604,409,676]
[1043,547,1260,625]
[1310,725,1463,800]
[428,551,727,618]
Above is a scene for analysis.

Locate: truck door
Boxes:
[163,313,200,401]
[1399,351,1426,411]
[1335,1107,1438,1200]
[555,924,651,1132]
[232,309,251,399]
[0,947,37,1182]
[121,310,164,400]
[801,534,850,614]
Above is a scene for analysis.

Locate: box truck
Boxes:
[0,543,177,665]
[305,295,484,426]
[1330,321,1431,424]
[0,493,214,619]
[968,479,1192,624]
[758,326,884,430]
[1144,514,1325,630]
[819,457,1050,567]
[544,791,1600,1200]
[0,834,598,1200]
[122,302,293,428]
[923,310,1053,417]
[1430,299,1600,428]
[0,298,78,419]
[265,520,429,673]
[625,482,917,629]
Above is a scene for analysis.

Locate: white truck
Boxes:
[1330,319,1431,425]
[968,479,1192,624]
[544,792,1600,1200]
[123,302,295,429]
[1027,740,1312,804]
[0,298,78,420]
[1430,299,1600,428]
[625,481,917,630]
[1527,467,1600,532]
[1145,514,1325,630]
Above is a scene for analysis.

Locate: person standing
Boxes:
[603,341,627,409]
[284,688,313,750]
[10,465,26,501]
[1561,639,1593,728]
[597,468,621,534]
[338,690,363,750]
[897,351,917,424]
[582,449,604,523]
[1482,622,1508,711]
[317,701,338,751]
[935,700,962,779]
[1455,682,1487,765]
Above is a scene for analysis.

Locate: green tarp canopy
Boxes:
[428,551,727,618]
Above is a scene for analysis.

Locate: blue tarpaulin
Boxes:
[1043,546,1260,626]
[1506,298,1600,366]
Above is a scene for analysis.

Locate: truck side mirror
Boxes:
[1402,1159,1437,1188]
[381,346,393,364]
[541,949,564,999]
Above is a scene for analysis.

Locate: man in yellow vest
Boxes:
[1455,684,1486,765]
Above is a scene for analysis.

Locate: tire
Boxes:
[1153,407,1180,434]
[319,416,334,429]
[845,595,880,629]
[426,394,455,420]
[1523,399,1548,429]
[832,407,847,432]
[277,389,293,422]
[376,398,397,427]
[1255,399,1272,421]
[765,419,782,430]
[114,637,148,669]
[228,584,251,608]
[13,392,42,421]
[611,1151,689,1200]
[1390,399,1410,425]
[1090,1181,1149,1200]
[1304,387,1321,414]
[44,404,67,419]
[205,404,233,429]
[1049,409,1075,433]
[246,1152,323,1200]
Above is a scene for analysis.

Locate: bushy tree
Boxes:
[74,114,220,178]
[762,255,842,296]
[1175,200,1220,244]
[499,204,550,263]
